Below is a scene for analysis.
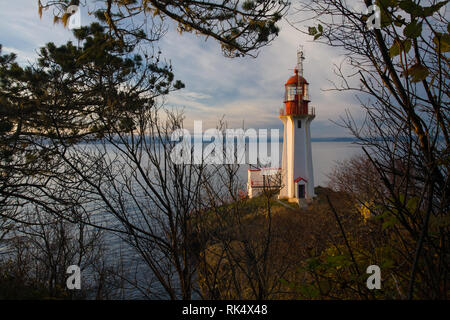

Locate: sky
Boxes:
[0,0,365,137]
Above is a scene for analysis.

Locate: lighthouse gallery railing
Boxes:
[279,105,315,116]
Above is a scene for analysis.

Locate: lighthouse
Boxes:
[278,49,315,204]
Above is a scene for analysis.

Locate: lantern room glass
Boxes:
[285,84,303,101]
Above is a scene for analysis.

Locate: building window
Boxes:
[298,120,302,128]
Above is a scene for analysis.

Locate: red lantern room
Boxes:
[283,68,310,116]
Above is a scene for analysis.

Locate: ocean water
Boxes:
[311,141,363,186]
[92,140,363,298]
[239,140,362,187]
[0,140,362,299]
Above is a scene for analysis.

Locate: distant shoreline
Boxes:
[310,137,357,142]
[75,136,359,145]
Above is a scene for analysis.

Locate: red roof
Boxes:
[294,176,308,183]
[285,75,308,86]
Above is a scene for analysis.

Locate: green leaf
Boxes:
[381,258,395,269]
[377,4,394,27]
[318,24,323,33]
[399,0,423,17]
[422,1,449,17]
[433,33,450,53]
[389,39,411,57]
[313,33,322,40]
[308,26,317,36]
[326,254,346,266]
[242,0,256,11]
[299,284,320,298]
[389,40,402,57]
[403,20,422,38]
[280,278,295,289]
[406,196,419,212]
[408,63,430,82]
[376,0,398,8]
[403,39,412,53]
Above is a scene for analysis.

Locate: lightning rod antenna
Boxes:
[297,46,305,78]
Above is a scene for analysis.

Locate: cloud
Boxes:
[1,46,36,64]
[158,19,363,135]
[0,0,76,64]
[1,0,364,137]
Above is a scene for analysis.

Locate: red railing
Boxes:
[279,105,315,116]
[250,180,281,188]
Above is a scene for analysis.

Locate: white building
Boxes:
[247,49,316,205]
[247,168,281,198]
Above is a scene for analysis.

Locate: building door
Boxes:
[298,184,305,198]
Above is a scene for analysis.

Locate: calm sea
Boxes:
[99,140,363,298]
[238,140,362,187]
[1,140,362,299]
[311,141,362,186]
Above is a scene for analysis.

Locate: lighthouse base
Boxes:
[278,178,315,201]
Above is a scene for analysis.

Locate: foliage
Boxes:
[294,0,449,299]
[0,22,183,207]
[37,0,289,57]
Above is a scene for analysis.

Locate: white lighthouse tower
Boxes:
[278,49,315,204]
